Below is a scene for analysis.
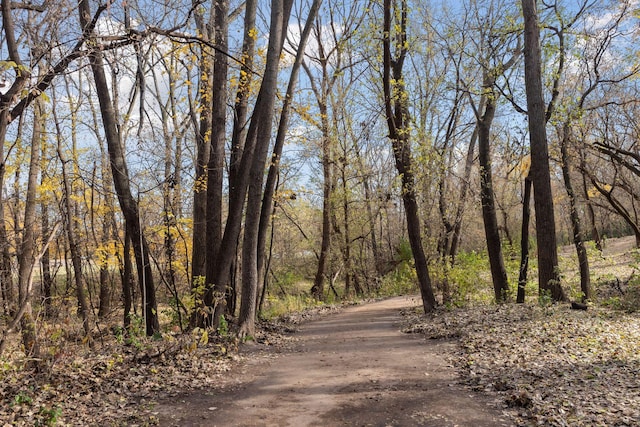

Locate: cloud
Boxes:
[282,19,344,68]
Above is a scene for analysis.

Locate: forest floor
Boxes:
[1,236,640,426]
[155,295,509,427]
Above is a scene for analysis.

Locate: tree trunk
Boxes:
[98,217,112,318]
[580,149,602,251]
[229,0,257,187]
[311,127,333,301]
[204,0,228,311]
[0,0,103,319]
[204,0,294,330]
[79,0,159,335]
[153,56,185,315]
[478,90,510,303]
[190,3,215,312]
[521,0,565,301]
[223,1,259,320]
[38,114,53,319]
[58,137,92,339]
[238,0,296,336]
[51,95,93,337]
[340,155,356,296]
[517,176,532,303]
[304,2,366,300]
[224,0,258,329]
[0,91,16,320]
[383,0,437,312]
[250,0,322,332]
[122,229,134,329]
[401,176,437,312]
[17,100,44,358]
[354,134,383,276]
[258,211,278,316]
[40,192,53,317]
[450,126,478,261]
[0,202,14,317]
[560,124,591,301]
[99,146,120,321]
[0,0,26,318]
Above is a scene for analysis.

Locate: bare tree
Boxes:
[521,0,565,301]
[470,4,521,303]
[199,0,231,325]
[53,103,92,339]
[78,0,160,335]
[15,101,44,358]
[237,0,324,335]
[382,0,437,312]
[201,0,294,330]
[0,0,102,350]
[190,2,214,297]
[297,0,366,300]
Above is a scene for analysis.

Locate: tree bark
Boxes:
[477,89,510,303]
[58,131,92,339]
[449,126,478,261]
[16,100,44,358]
[353,130,383,277]
[0,207,14,317]
[224,0,258,326]
[51,94,93,337]
[40,187,53,317]
[204,0,294,330]
[517,175,532,303]
[202,0,229,326]
[79,0,159,335]
[521,0,565,301]
[302,12,346,301]
[0,111,14,318]
[560,124,591,301]
[98,217,112,318]
[190,1,214,293]
[0,0,105,319]
[99,146,122,323]
[204,0,228,296]
[580,149,602,251]
[311,113,333,301]
[0,0,31,320]
[229,0,258,189]
[238,0,296,336]
[383,0,436,312]
[248,0,322,332]
[339,153,358,296]
[122,229,134,329]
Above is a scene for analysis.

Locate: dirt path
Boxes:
[156,296,509,426]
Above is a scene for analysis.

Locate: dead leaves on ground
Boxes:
[0,333,237,426]
[6,298,638,426]
[0,306,338,426]
[403,304,640,426]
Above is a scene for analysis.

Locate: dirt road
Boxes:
[156,296,509,426]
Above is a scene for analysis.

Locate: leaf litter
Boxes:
[5,293,639,426]
[0,305,341,426]
[403,303,640,426]
[0,333,238,426]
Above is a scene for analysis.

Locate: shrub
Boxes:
[377,260,418,297]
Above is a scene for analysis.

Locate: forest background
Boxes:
[1,0,640,424]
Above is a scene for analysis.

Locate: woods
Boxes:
[2,0,640,423]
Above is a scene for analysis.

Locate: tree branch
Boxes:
[9,4,108,121]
